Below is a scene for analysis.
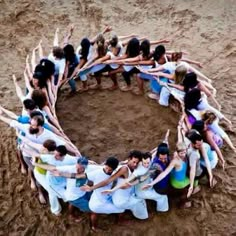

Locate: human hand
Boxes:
[101,189,112,195]
[51,170,61,177]
[161,39,171,43]
[12,74,17,83]
[142,184,152,190]
[80,185,92,192]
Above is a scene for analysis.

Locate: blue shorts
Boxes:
[69,192,92,212]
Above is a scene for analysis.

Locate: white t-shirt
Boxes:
[56,164,97,201]
[86,166,112,203]
[163,61,190,74]
[187,145,202,176]
[10,120,65,155]
[132,164,149,177]
[41,154,77,191]
[48,53,66,75]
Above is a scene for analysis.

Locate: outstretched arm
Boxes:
[142,159,176,189]
[53,28,59,47]
[81,166,127,192]
[63,24,74,46]
[12,74,28,102]
[0,105,18,120]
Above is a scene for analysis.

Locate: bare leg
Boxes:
[29,170,37,191]
[68,204,83,222]
[16,149,27,174]
[38,186,47,204]
[163,129,170,145]
[108,73,118,90]
[135,75,144,95]
[90,213,98,232]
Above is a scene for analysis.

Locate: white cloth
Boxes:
[112,166,148,219]
[163,61,190,74]
[48,53,66,75]
[133,164,169,212]
[10,121,65,156]
[87,166,124,214]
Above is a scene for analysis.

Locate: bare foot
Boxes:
[38,192,47,205]
[89,84,102,90]
[132,89,144,95]
[180,201,192,208]
[148,93,159,100]
[120,85,132,92]
[20,165,27,175]
[30,179,37,191]
[69,214,84,223]
[192,185,201,195]
[107,84,118,91]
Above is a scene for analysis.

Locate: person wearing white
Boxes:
[81,151,148,220]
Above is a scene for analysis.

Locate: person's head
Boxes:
[29,114,44,134]
[109,33,118,47]
[202,111,217,125]
[176,142,187,159]
[80,37,91,60]
[175,65,187,84]
[23,99,36,111]
[52,46,64,59]
[96,34,106,58]
[184,88,201,110]
[63,44,75,62]
[31,89,47,110]
[125,37,140,58]
[183,72,199,92]
[156,143,169,164]
[127,150,143,170]
[142,152,152,168]
[192,120,207,133]
[140,40,150,58]
[39,58,55,78]
[171,52,182,62]
[32,70,47,89]
[153,45,166,61]
[186,129,203,149]
[104,156,119,175]
[54,145,67,160]
[42,139,57,153]
[76,156,89,174]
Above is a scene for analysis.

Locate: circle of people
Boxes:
[0,25,235,231]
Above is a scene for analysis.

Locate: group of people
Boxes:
[0,25,235,231]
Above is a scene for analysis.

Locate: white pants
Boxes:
[197,96,224,119]
[89,193,124,214]
[34,170,62,215]
[112,189,148,219]
[135,187,169,212]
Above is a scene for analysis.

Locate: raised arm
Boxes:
[12,74,29,102]
[0,105,18,120]
[53,28,59,47]
[149,39,170,45]
[63,24,74,46]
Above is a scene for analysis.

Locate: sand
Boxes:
[0,0,236,235]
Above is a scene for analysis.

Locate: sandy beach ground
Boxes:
[0,0,236,235]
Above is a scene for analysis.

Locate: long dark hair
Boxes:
[80,38,91,60]
[184,88,202,110]
[140,40,151,59]
[63,44,75,63]
[125,38,140,58]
